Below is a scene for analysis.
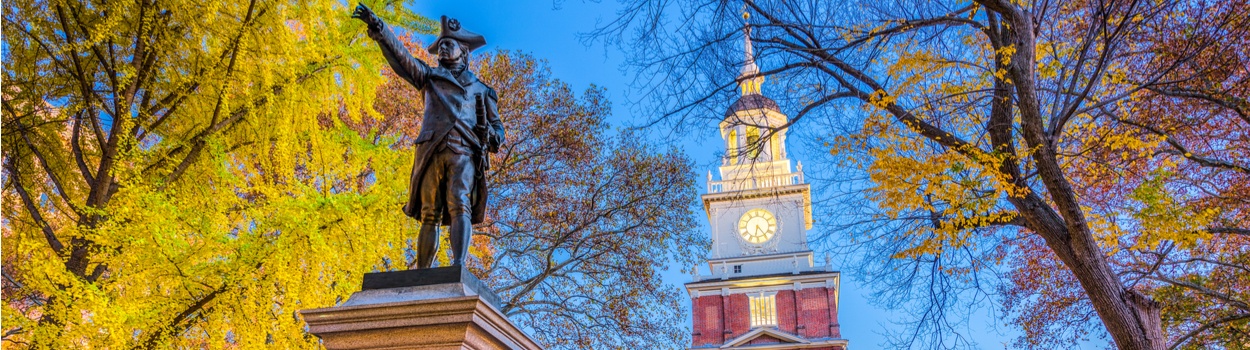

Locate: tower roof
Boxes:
[725,94,781,117]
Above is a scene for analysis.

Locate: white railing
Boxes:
[691,252,829,282]
[707,171,804,193]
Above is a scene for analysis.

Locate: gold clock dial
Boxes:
[738,209,777,244]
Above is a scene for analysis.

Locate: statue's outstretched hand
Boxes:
[351,3,382,31]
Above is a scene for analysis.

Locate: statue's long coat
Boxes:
[368,25,504,225]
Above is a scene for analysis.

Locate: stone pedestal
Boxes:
[301,266,541,350]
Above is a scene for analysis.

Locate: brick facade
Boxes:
[690,286,842,348]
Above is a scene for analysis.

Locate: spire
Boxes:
[738,11,765,96]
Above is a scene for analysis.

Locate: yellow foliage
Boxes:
[869,89,897,109]
[833,113,1024,262]
[997,45,1017,66]
[1,0,435,347]
[1085,207,1126,253]
[1128,170,1218,249]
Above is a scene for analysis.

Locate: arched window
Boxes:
[727,129,739,165]
[770,132,782,160]
[746,127,760,159]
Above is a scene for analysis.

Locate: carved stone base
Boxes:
[301,267,540,350]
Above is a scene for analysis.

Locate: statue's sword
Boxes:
[474,93,491,173]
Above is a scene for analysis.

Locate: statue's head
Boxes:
[435,38,466,65]
[426,16,484,67]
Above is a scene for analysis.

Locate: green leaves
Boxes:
[1127,170,1218,249]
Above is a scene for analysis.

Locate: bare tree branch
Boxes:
[1167,313,1250,350]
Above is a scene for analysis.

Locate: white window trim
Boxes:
[748,292,778,328]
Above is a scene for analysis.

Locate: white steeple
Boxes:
[715,10,796,188]
[698,9,816,281]
[738,11,765,96]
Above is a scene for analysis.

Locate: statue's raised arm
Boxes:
[352,3,431,89]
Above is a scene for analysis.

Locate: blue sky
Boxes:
[404,1,1053,348]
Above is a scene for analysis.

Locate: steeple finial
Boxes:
[738,10,764,96]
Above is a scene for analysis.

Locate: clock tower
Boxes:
[686,12,847,350]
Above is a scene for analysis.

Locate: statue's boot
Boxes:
[410,223,439,269]
[449,214,472,266]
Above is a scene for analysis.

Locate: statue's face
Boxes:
[437,38,464,61]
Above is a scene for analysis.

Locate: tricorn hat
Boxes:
[426,16,486,54]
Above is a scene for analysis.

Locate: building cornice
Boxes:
[710,339,850,350]
[722,327,810,347]
[707,250,816,265]
[688,327,849,350]
[686,271,840,292]
[702,184,813,230]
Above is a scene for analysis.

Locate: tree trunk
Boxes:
[1010,193,1165,350]
[983,1,1167,348]
[1060,229,1165,350]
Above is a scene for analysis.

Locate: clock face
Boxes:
[738,209,777,244]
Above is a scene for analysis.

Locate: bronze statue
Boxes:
[352,4,504,269]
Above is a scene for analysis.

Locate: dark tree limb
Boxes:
[1114,116,1250,174]
[70,111,97,187]
[1146,86,1250,125]
[10,119,82,218]
[136,285,228,350]
[1208,227,1250,237]
[4,155,66,254]
[835,5,984,52]
[1149,275,1250,312]
[1167,313,1250,350]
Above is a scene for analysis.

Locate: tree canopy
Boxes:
[2,1,702,349]
[595,0,1248,349]
[4,0,418,346]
